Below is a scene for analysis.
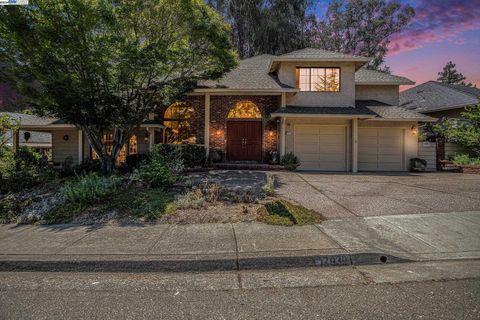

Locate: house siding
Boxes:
[52,129,79,165]
[355,85,400,106]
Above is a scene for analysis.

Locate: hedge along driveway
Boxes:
[275,171,480,218]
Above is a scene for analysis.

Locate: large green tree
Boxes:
[0,0,237,172]
[208,0,314,58]
[314,0,415,71]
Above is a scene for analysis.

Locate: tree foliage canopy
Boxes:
[314,0,414,71]
[434,102,480,156]
[0,0,237,171]
[437,61,471,86]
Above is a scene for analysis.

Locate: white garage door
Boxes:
[294,125,347,171]
[358,128,404,171]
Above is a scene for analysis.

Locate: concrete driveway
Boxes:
[275,172,480,218]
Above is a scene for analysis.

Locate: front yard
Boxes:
[0,146,323,226]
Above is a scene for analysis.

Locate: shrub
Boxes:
[261,173,276,196]
[452,154,480,166]
[175,189,206,209]
[199,182,223,203]
[0,194,25,223]
[155,144,207,168]
[62,173,121,205]
[0,147,56,193]
[140,147,179,188]
[281,152,300,171]
[257,200,324,226]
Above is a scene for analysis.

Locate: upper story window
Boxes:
[296,67,340,92]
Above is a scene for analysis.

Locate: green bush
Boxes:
[62,173,121,205]
[280,152,300,171]
[0,147,55,193]
[140,146,179,188]
[155,144,207,168]
[452,154,480,166]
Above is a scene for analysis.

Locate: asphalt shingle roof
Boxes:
[355,68,414,85]
[1,112,66,126]
[272,105,377,117]
[357,100,436,121]
[274,48,370,61]
[399,81,480,113]
[198,55,292,91]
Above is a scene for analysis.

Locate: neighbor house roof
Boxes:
[355,68,414,85]
[197,54,296,92]
[399,81,480,113]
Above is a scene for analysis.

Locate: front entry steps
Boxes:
[213,162,285,171]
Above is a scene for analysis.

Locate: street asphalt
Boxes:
[1,260,479,319]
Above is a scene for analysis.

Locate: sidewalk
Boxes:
[0,211,479,272]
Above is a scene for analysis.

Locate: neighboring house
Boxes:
[400,81,480,168]
[9,48,435,171]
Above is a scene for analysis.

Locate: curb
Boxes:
[0,252,410,273]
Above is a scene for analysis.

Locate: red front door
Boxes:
[227,121,262,161]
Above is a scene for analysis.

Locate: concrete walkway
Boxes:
[0,211,479,271]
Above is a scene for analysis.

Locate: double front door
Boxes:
[227,121,262,161]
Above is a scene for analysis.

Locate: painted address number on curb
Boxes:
[315,255,351,267]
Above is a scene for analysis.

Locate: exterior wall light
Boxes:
[411,126,418,136]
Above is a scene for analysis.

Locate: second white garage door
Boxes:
[358,127,404,171]
[294,125,347,171]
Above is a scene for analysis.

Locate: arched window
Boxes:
[163,102,197,144]
[227,101,262,119]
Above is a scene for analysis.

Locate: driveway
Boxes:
[275,172,480,218]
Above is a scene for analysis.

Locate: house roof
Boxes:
[355,68,414,85]
[197,48,410,92]
[197,55,295,92]
[269,48,371,71]
[399,81,480,113]
[1,112,70,128]
[0,112,163,129]
[271,105,377,118]
[356,100,436,121]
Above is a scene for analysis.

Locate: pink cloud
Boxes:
[388,0,480,55]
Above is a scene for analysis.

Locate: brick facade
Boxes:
[209,95,280,162]
[157,94,280,162]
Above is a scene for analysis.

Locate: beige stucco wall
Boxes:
[359,120,419,170]
[355,85,400,106]
[52,129,80,165]
[278,62,356,107]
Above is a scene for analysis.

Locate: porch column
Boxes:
[148,127,155,151]
[12,129,19,153]
[280,117,286,156]
[78,129,83,164]
[204,93,210,156]
[279,92,287,156]
[352,118,358,173]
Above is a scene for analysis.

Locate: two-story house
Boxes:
[7,48,435,171]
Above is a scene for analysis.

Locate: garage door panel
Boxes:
[295,125,346,171]
[359,128,404,171]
